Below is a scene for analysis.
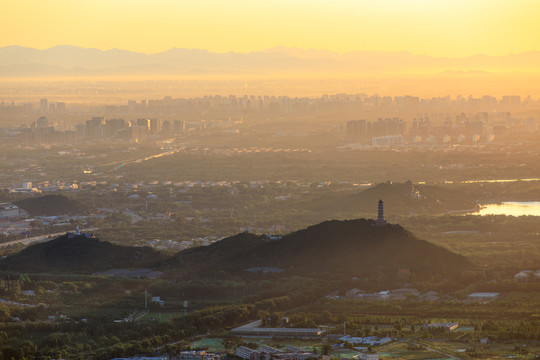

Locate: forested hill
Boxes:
[166,219,472,280]
[1,219,472,279]
[0,234,165,273]
[14,194,88,216]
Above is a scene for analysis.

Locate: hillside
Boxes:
[166,219,472,281]
[14,195,88,216]
[1,218,472,279]
[0,233,165,273]
[293,182,478,216]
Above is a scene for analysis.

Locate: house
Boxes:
[151,296,165,306]
[418,291,439,302]
[345,288,363,298]
[514,270,532,281]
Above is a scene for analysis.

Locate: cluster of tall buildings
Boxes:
[18,116,187,144]
[346,118,406,145]
[347,111,537,145]
[39,98,66,114]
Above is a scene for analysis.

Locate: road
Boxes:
[0,228,98,248]
[412,341,461,360]
[105,149,182,171]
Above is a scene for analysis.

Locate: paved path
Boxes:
[412,341,461,360]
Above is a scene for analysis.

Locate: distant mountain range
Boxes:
[2,45,540,77]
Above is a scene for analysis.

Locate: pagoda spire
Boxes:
[376,199,387,226]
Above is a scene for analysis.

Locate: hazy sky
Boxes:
[2,0,540,57]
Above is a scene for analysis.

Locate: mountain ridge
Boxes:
[2,45,540,77]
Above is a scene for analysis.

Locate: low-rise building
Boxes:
[467,292,500,303]
[339,335,391,346]
[237,346,260,360]
[0,203,20,219]
[237,345,316,360]
[179,350,220,360]
[425,322,459,331]
[231,322,324,338]
[514,270,533,281]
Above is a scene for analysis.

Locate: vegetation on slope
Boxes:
[14,194,89,216]
[0,234,165,273]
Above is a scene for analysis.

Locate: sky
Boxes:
[1,0,540,57]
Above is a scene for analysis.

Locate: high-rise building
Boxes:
[173,120,185,133]
[40,99,48,113]
[161,120,171,133]
[86,117,104,138]
[346,120,366,141]
[136,118,150,132]
[36,116,49,128]
[149,118,161,134]
[105,118,126,137]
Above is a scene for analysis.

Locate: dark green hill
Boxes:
[0,234,165,273]
[14,194,88,216]
[166,219,472,281]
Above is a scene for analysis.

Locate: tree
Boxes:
[321,343,331,355]
[268,312,282,327]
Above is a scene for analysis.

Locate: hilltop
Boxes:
[14,194,89,216]
[0,233,165,273]
[166,219,472,281]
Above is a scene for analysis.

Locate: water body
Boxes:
[473,202,540,216]
[418,178,540,185]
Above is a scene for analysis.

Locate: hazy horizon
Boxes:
[3,45,540,99]
[3,1,540,57]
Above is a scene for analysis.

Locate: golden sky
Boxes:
[2,0,540,57]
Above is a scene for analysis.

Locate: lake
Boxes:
[473,201,540,216]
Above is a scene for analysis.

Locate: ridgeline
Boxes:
[0,233,165,273]
[1,219,472,281]
[166,219,472,281]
